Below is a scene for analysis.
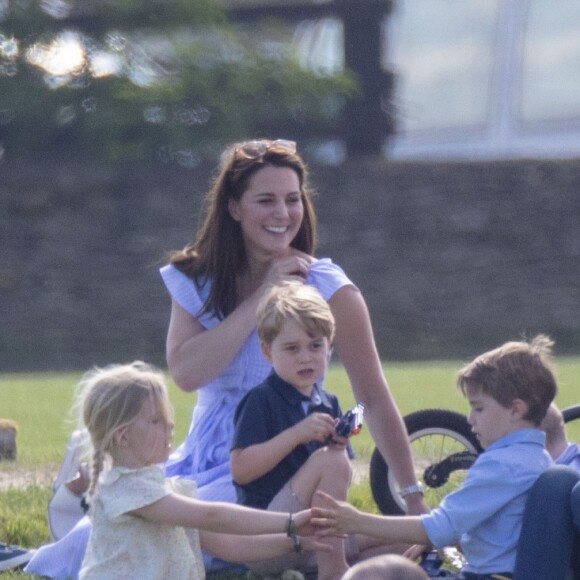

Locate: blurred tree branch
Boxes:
[0,0,356,163]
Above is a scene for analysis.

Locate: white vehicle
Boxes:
[294,0,580,160]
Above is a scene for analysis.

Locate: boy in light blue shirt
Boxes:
[314,335,558,579]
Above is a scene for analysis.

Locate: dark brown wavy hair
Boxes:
[169,139,317,318]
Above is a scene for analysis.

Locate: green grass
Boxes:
[1,358,578,578]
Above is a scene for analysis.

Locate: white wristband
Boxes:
[399,483,424,498]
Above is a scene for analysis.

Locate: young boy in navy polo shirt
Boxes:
[231,281,399,580]
[313,335,559,580]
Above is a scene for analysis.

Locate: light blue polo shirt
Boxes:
[421,428,552,575]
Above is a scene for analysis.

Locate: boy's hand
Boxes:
[403,543,431,561]
[311,491,358,537]
[327,429,349,449]
[295,412,336,445]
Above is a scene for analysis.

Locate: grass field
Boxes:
[1,358,578,578]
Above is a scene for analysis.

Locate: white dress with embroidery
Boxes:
[80,465,205,580]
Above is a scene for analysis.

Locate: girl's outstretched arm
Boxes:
[312,491,429,546]
[200,531,331,562]
[131,492,316,536]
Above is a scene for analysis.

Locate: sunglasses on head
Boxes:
[234,139,297,160]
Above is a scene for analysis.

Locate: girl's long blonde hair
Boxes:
[72,361,173,498]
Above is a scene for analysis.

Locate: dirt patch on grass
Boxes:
[0,464,56,491]
[351,459,370,484]
[0,460,369,491]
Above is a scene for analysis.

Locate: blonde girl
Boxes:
[77,361,325,580]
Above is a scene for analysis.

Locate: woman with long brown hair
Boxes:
[26,139,426,578]
[161,139,427,569]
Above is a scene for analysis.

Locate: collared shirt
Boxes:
[556,442,580,472]
[421,428,552,575]
[81,466,204,580]
[231,371,343,509]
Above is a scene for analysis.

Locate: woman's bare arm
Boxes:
[166,299,261,392]
[328,286,428,515]
[166,253,312,392]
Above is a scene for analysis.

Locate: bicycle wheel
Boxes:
[563,404,580,424]
[563,404,580,441]
[370,409,483,515]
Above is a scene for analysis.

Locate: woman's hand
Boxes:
[167,250,313,392]
[261,250,313,288]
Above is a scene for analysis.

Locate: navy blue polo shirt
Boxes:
[231,370,343,509]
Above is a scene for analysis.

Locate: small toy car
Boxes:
[335,403,365,437]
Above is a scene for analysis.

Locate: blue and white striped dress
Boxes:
[161,258,354,503]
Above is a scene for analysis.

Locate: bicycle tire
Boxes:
[370,409,483,515]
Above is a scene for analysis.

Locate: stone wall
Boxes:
[2,157,579,371]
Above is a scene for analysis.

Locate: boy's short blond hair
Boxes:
[457,334,557,425]
[257,281,335,345]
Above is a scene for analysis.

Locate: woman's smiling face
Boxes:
[228,165,304,258]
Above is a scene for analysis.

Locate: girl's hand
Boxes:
[311,491,357,537]
[292,509,317,536]
[294,413,336,445]
[300,535,333,554]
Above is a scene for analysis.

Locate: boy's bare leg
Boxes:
[353,534,410,562]
[290,446,352,580]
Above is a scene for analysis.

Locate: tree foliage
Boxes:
[0,0,356,164]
